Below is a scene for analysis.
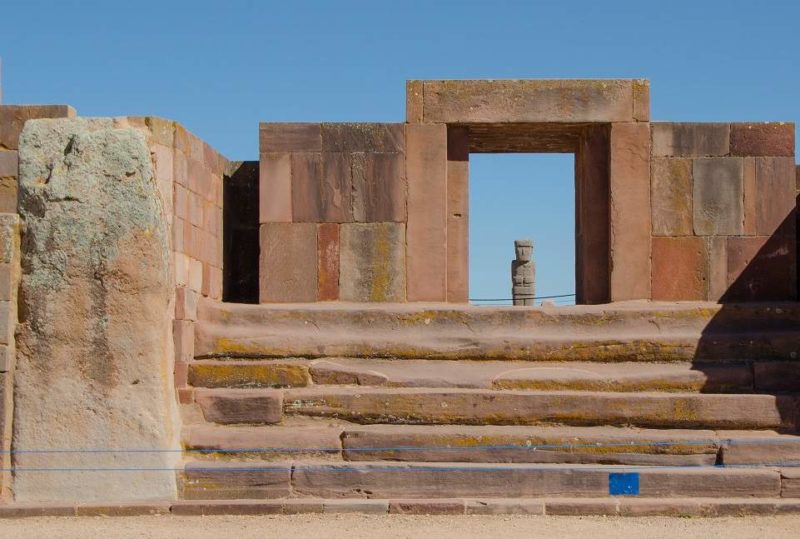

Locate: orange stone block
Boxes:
[651,237,708,301]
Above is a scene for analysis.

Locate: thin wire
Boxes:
[470,293,576,302]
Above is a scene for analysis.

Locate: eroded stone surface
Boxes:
[14,118,179,502]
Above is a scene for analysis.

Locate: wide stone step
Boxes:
[187,358,761,393]
[179,460,789,500]
[195,299,800,361]
[192,387,798,429]
[184,424,800,466]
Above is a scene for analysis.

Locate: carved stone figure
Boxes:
[512,239,535,306]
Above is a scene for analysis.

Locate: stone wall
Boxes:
[650,122,796,301]
[259,123,407,302]
[125,118,227,404]
[0,105,75,500]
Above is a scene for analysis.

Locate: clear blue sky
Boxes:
[2,0,797,303]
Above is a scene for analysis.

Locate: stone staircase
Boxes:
[176,300,800,510]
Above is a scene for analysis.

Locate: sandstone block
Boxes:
[339,223,406,302]
[754,362,800,393]
[317,223,340,301]
[290,153,323,222]
[545,499,618,516]
[406,80,424,123]
[389,499,466,515]
[0,177,18,213]
[175,286,199,321]
[0,150,17,177]
[721,435,800,466]
[350,152,406,222]
[633,79,650,121]
[651,123,730,157]
[181,462,292,500]
[693,158,744,236]
[195,389,283,424]
[259,123,321,153]
[14,117,178,502]
[466,499,545,515]
[283,388,786,429]
[323,500,388,514]
[292,462,609,498]
[321,123,404,153]
[258,153,292,223]
[309,360,388,386]
[782,469,800,497]
[320,152,351,222]
[730,122,795,156]
[259,222,318,303]
[171,501,284,515]
[406,124,447,301]
[421,80,637,123]
[0,263,13,302]
[651,237,708,300]
[185,425,343,458]
[650,158,692,236]
[447,126,469,302]
[609,122,651,300]
[749,157,796,236]
[725,235,796,301]
[638,468,780,497]
[706,236,728,301]
[0,105,76,149]
[0,345,10,372]
[188,361,310,388]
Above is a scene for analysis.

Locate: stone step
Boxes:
[192,387,798,429]
[179,460,789,500]
[188,358,763,392]
[195,299,800,361]
[184,424,800,466]
[166,496,800,516]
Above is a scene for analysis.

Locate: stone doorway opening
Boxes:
[469,153,576,306]
[447,124,612,305]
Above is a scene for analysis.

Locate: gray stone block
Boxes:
[693,158,744,236]
[340,223,406,302]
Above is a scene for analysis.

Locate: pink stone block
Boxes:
[260,223,318,303]
[317,223,339,301]
[173,320,194,362]
[175,286,199,321]
[260,153,292,223]
[609,122,651,301]
[406,124,447,301]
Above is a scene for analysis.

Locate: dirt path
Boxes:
[0,514,797,539]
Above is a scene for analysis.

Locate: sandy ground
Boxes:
[0,514,798,539]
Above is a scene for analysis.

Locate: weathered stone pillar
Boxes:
[14,118,179,502]
[512,240,535,306]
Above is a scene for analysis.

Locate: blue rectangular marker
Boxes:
[609,472,640,496]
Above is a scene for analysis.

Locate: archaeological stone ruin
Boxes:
[0,79,800,516]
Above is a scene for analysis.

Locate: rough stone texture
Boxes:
[290,153,323,222]
[339,223,406,302]
[0,105,76,149]
[321,124,404,153]
[651,158,693,236]
[317,223,339,301]
[651,237,708,300]
[405,124,447,301]
[282,387,788,429]
[730,123,795,156]
[195,389,283,424]
[0,150,17,177]
[419,80,641,123]
[259,123,321,153]
[14,118,179,502]
[751,157,795,236]
[724,235,796,301]
[181,461,292,500]
[188,361,310,389]
[195,300,800,362]
[259,153,291,223]
[350,152,406,223]
[446,126,469,303]
[185,425,343,459]
[651,123,730,157]
[259,222,317,302]
[693,158,744,236]
[609,122,651,301]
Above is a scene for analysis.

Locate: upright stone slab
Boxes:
[14,118,179,502]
